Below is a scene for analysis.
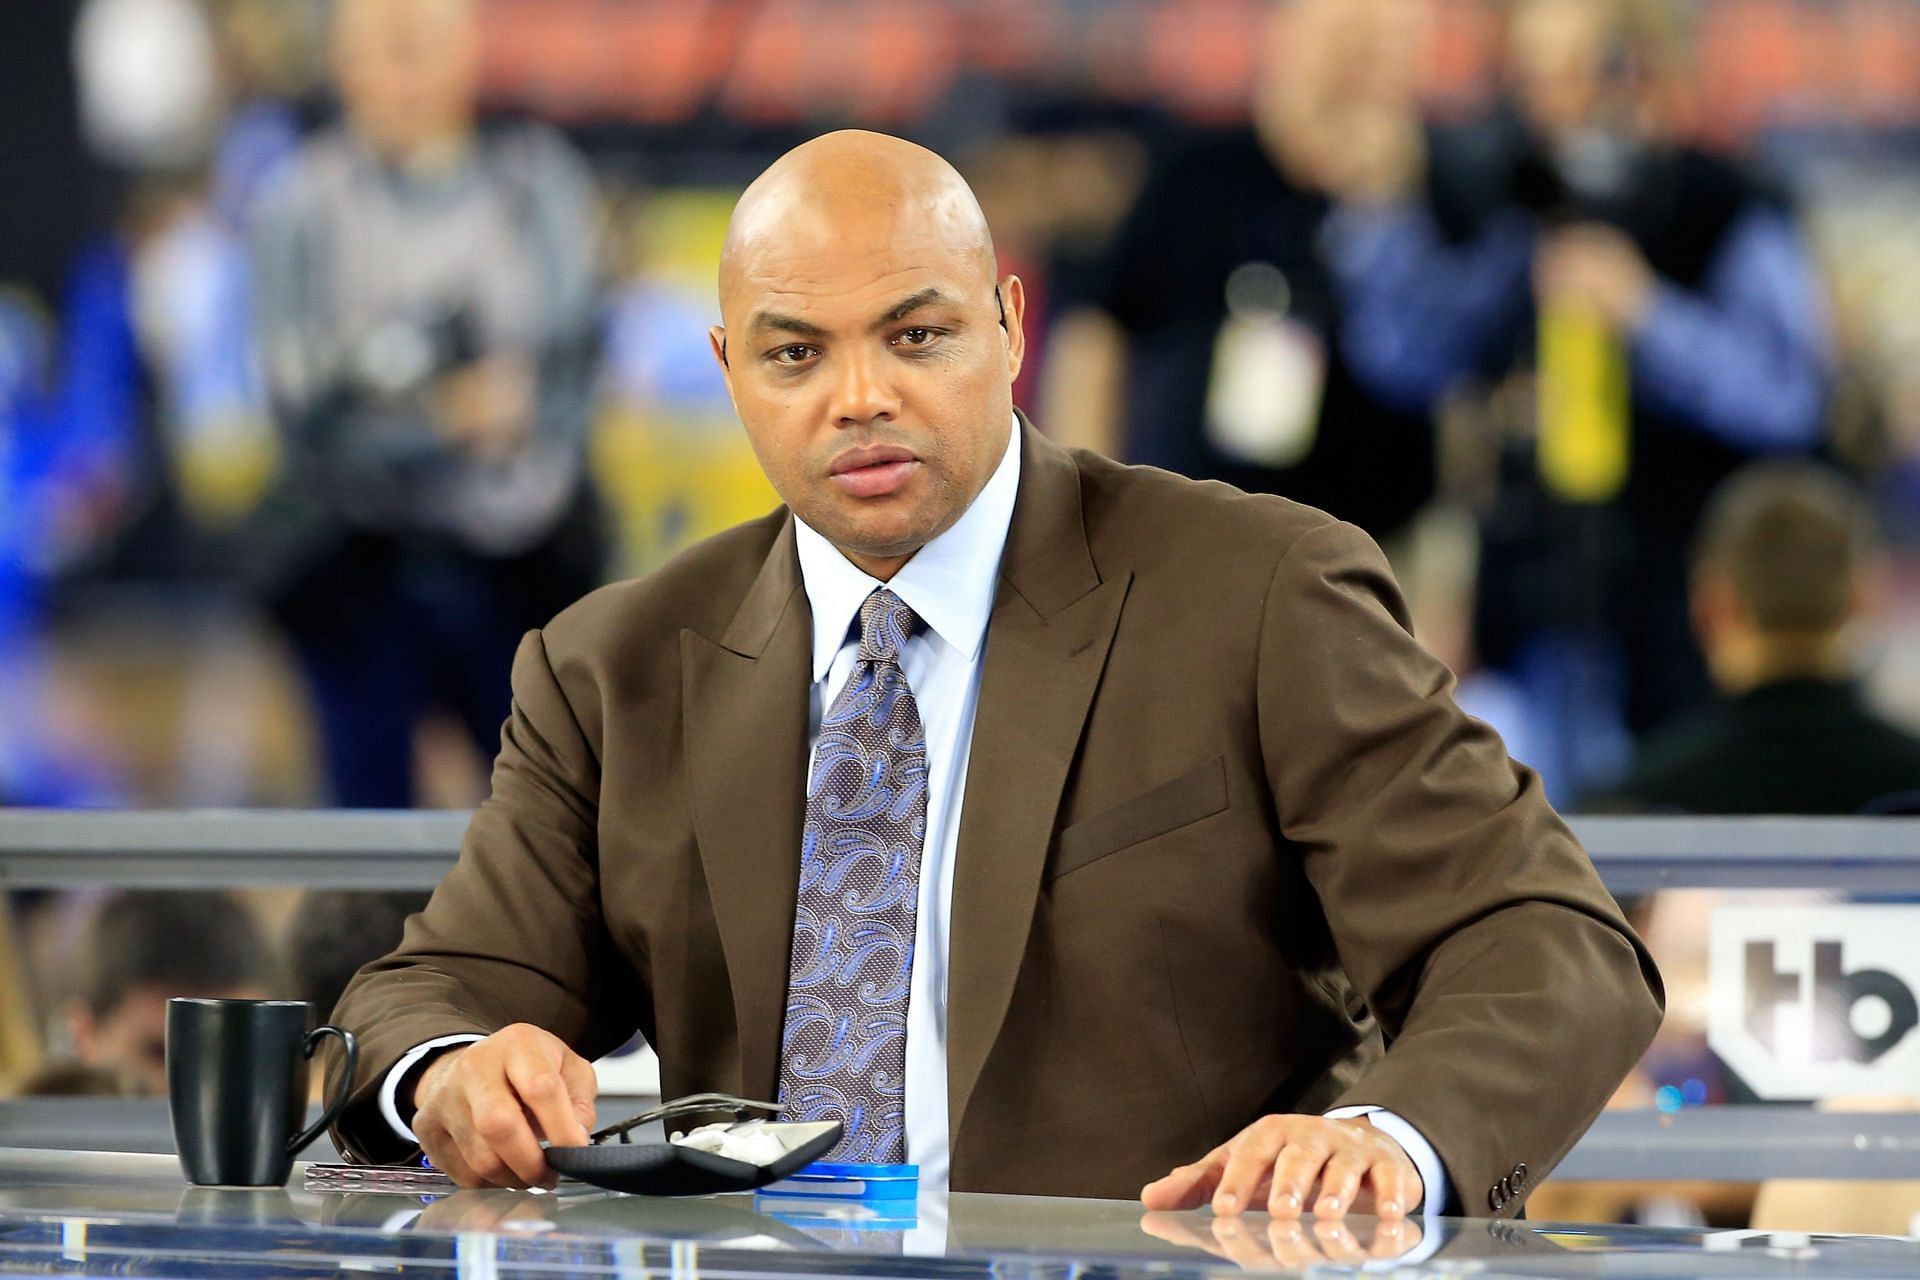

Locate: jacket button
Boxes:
[1513,1163,1528,1187]
[1488,1186,1504,1212]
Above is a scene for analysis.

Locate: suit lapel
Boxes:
[682,517,812,1102]
[947,422,1130,1153]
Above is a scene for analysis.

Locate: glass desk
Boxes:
[2,1147,1915,1279]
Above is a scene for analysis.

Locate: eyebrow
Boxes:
[745,288,958,343]
[747,311,829,340]
[874,287,952,328]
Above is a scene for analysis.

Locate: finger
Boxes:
[505,1052,588,1150]
[1312,1151,1370,1219]
[1141,1149,1228,1211]
[415,1115,485,1190]
[461,1080,551,1188]
[423,1143,484,1190]
[1266,1140,1328,1218]
[445,1112,518,1190]
[1212,1123,1290,1216]
[1365,1153,1421,1220]
[1311,1218,1367,1265]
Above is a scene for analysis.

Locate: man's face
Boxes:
[1254,0,1427,193]
[1263,0,1423,119]
[712,218,1026,575]
[332,0,480,158]
[72,984,268,1095]
[1507,0,1632,139]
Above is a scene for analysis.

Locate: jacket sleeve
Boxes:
[328,628,640,1163]
[1256,518,1664,1216]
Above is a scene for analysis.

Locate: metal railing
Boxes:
[1,811,1916,892]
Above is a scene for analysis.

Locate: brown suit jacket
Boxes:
[332,420,1663,1214]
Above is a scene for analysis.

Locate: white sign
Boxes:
[1709,906,1920,1100]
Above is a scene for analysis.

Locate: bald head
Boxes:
[719,131,998,314]
[331,0,480,161]
[709,131,1025,581]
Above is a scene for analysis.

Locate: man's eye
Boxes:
[771,345,817,365]
[895,328,939,349]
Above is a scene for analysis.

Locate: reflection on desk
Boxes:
[1,1148,1916,1278]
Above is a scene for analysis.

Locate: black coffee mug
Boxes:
[166,998,358,1187]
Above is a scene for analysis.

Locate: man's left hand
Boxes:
[433,355,536,462]
[1535,224,1658,333]
[1140,1114,1420,1220]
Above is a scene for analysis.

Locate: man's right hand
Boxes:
[409,1024,597,1189]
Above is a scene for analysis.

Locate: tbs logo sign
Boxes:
[1709,907,1920,1099]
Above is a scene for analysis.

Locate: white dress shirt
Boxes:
[381,414,1448,1218]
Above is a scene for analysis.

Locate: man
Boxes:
[68,891,275,1094]
[1604,462,1920,814]
[1334,0,1830,800]
[333,132,1662,1221]
[1042,0,1438,548]
[248,0,603,807]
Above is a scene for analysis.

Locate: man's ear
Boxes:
[709,325,730,372]
[1690,570,1741,649]
[997,274,1028,383]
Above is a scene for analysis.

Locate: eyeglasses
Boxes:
[589,1093,785,1146]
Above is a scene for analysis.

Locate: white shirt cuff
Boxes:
[378,1034,486,1144]
[1324,1104,1449,1214]
[1325,1106,1448,1269]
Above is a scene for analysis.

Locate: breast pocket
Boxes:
[1049,757,1229,882]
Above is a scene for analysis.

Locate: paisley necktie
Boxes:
[777,588,927,1161]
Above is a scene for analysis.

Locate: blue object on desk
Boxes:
[758,1161,917,1200]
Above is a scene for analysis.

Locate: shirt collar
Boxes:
[794,414,1021,682]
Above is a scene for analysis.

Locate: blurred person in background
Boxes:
[1333,0,1831,803]
[13,1061,144,1098]
[0,299,59,808]
[19,0,325,810]
[284,890,430,1016]
[1042,0,1440,552]
[1603,462,1920,814]
[248,0,604,807]
[62,891,275,1094]
[0,293,130,808]
[64,0,319,542]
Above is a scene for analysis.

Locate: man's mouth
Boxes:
[829,445,921,498]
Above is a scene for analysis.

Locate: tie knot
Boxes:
[857,589,917,664]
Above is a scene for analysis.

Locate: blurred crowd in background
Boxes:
[4,0,1920,1230]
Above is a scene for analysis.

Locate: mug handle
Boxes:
[288,1025,360,1157]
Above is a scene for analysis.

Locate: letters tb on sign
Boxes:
[1709,906,1920,1100]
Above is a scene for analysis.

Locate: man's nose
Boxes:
[829,346,901,427]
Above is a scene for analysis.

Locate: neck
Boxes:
[360,125,472,175]
[1710,628,1852,694]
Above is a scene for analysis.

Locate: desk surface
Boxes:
[2,1147,1915,1279]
